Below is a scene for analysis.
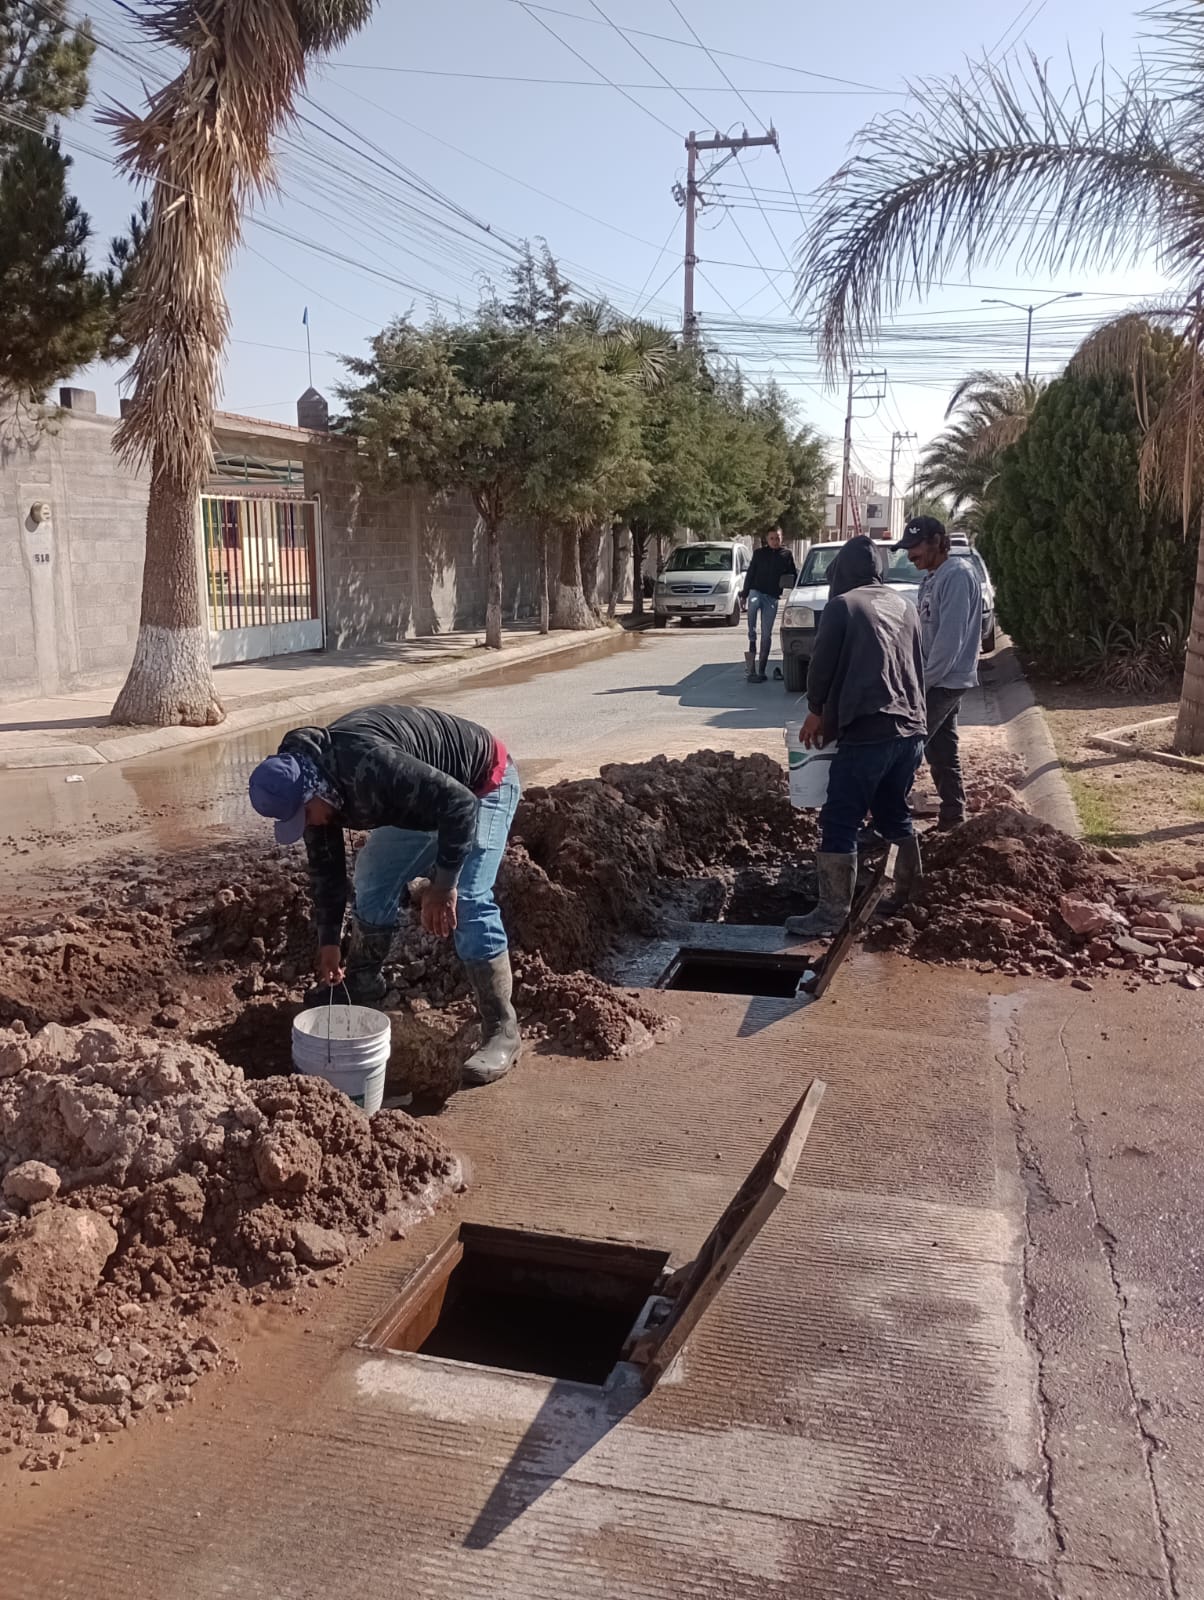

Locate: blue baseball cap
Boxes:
[248,754,308,845]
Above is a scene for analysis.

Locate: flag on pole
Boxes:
[302,306,309,327]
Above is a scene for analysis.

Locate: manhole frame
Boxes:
[655,945,819,998]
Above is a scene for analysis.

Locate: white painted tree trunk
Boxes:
[110,456,224,726]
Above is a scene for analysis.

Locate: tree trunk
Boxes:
[485,516,503,649]
[538,525,550,635]
[550,524,597,630]
[580,520,603,614]
[608,521,624,620]
[1175,507,1204,754]
[110,454,224,727]
[631,525,649,617]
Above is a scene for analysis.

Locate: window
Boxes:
[664,546,735,573]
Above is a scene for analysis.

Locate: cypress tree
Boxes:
[980,363,1198,672]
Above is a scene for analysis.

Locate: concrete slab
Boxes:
[0,954,1065,1597]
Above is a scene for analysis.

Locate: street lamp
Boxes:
[981,291,1083,379]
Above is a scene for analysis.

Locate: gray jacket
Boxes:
[806,537,926,744]
[918,557,981,690]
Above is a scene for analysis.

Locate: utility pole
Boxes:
[837,369,887,538]
[887,429,916,538]
[676,128,779,345]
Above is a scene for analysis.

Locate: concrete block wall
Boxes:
[0,407,149,701]
[0,400,618,708]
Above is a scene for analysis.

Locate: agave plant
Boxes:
[797,2,1204,753]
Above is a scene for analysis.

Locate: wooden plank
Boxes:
[635,1078,826,1388]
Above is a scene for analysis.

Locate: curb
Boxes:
[0,626,620,771]
[985,645,1083,838]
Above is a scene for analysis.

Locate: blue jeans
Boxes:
[352,759,521,963]
[819,737,925,854]
[746,591,779,654]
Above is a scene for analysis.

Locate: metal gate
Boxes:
[201,494,324,665]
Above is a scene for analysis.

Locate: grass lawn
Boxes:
[1034,680,1204,881]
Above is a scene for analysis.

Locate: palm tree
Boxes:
[917,370,1046,535]
[107,1,375,728]
[797,4,1204,753]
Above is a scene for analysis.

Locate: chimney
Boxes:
[297,387,330,432]
[58,387,97,414]
[119,397,135,419]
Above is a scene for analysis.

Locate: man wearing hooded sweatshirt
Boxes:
[247,705,521,1087]
[785,536,927,938]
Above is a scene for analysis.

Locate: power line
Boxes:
[493,0,897,93]
[514,0,682,137]
[331,64,894,95]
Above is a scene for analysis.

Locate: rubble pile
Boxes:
[869,806,1204,987]
[0,1018,458,1468]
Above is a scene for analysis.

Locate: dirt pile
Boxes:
[502,749,816,968]
[0,1018,459,1469]
[869,806,1204,986]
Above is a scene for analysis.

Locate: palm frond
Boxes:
[105,1,376,481]
[797,47,1192,374]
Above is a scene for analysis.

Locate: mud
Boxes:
[0,1018,457,1471]
[868,805,1204,984]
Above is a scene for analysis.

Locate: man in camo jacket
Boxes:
[249,704,521,1087]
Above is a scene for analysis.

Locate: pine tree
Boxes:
[0,1,128,405]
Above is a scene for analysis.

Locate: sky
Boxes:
[63,0,1170,494]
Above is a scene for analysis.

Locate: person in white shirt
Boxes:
[897,515,983,829]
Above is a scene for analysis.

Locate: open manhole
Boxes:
[657,947,817,998]
[360,1080,825,1390]
[362,1225,669,1385]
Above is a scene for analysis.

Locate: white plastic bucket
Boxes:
[785,722,838,809]
[292,1003,390,1114]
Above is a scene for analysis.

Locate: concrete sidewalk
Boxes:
[0,624,627,770]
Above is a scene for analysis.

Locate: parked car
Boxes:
[779,540,996,692]
[652,541,748,627]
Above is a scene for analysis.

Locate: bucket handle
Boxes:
[326,979,352,1063]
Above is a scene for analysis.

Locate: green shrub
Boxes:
[979,367,1198,674]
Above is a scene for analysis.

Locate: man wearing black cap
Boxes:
[785,535,927,938]
[897,515,983,829]
[248,705,521,1087]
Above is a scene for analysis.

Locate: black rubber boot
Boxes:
[785,853,857,938]
[461,952,522,1086]
[880,835,923,915]
[344,918,394,1004]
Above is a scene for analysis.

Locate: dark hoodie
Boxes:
[805,536,925,744]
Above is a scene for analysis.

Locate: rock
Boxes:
[130,1383,160,1410]
[2,1162,61,1205]
[1059,898,1112,937]
[1157,958,1189,974]
[1114,935,1157,958]
[92,1347,113,1368]
[971,900,1034,927]
[75,1373,132,1406]
[291,1222,350,1269]
[1182,972,1204,991]
[1087,938,1114,962]
[1134,909,1184,934]
[1178,905,1204,930]
[1071,977,1094,992]
[253,1125,323,1195]
[0,1207,117,1327]
[37,1405,70,1435]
